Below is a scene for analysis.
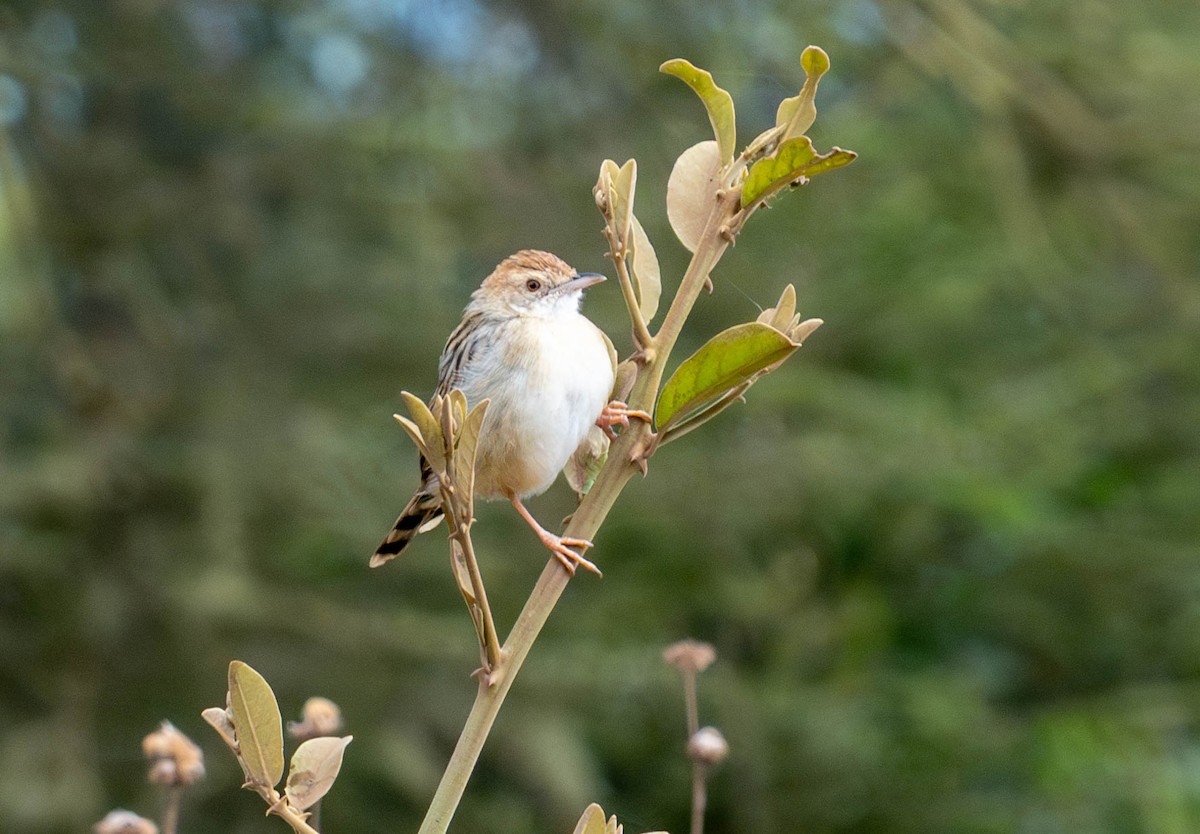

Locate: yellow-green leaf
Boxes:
[285,735,352,811]
[666,140,722,252]
[571,803,607,834]
[628,213,661,322]
[656,322,800,430]
[228,661,284,788]
[775,45,830,142]
[660,59,736,166]
[741,136,857,207]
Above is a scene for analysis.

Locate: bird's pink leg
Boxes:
[596,400,652,441]
[508,495,601,576]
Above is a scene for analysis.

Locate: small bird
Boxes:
[371,249,646,575]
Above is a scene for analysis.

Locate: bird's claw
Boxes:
[596,400,652,441]
[540,532,602,577]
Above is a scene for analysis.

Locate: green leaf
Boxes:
[228,661,284,788]
[666,140,722,253]
[775,45,830,142]
[285,735,352,811]
[660,59,736,166]
[656,322,801,430]
[628,213,661,322]
[740,136,857,207]
[572,803,607,834]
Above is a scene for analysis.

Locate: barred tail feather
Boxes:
[370,490,443,567]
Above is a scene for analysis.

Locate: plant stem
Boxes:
[690,762,708,834]
[604,227,654,351]
[453,522,502,674]
[417,175,742,834]
[161,786,182,834]
[257,785,322,834]
[417,459,638,834]
[682,669,699,737]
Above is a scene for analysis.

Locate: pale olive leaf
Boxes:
[612,159,636,244]
[228,661,285,788]
[284,735,352,811]
[600,330,619,379]
[447,389,468,437]
[775,45,831,142]
[571,803,607,834]
[451,399,490,509]
[201,706,237,748]
[656,322,801,430]
[400,391,445,474]
[666,140,722,252]
[594,159,620,218]
[790,317,824,344]
[564,426,609,500]
[628,213,661,322]
[660,59,737,166]
[449,538,477,607]
[756,284,797,331]
[741,136,857,208]
[392,414,426,456]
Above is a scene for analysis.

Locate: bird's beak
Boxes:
[560,272,606,293]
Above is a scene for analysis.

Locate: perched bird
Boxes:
[371,249,646,575]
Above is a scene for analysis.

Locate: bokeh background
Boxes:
[3,0,1199,832]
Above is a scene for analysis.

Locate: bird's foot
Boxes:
[596,400,652,441]
[539,531,602,577]
[509,494,603,577]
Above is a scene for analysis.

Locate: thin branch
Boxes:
[690,762,708,834]
[256,785,322,834]
[452,521,502,675]
[603,226,655,351]
[161,786,182,834]
[416,184,745,834]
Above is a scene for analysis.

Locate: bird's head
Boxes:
[473,249,605,318]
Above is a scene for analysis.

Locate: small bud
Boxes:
[142,721,205,787]
[663,639,717,674]
[687,726,729,766]
[94,810,159,834]
[287,696,344,741]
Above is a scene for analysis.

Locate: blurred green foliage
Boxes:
[2,1,1199,832]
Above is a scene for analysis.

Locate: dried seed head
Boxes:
[687,726,729,766]
[287,696,344,741]
[142,720,205,787]
[94,810,159,834]
[663,639,717,674]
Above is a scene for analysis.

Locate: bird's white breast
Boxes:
[463,312,613,500]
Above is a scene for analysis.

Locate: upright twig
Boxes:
[161,787,183,834]
[417,186,739,834]
[417,48,854,833]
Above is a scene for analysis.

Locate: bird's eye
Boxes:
[525,279,542,292]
